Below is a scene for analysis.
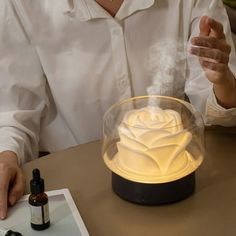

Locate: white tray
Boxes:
[0,189,89,236]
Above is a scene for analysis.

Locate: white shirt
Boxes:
[0,0,236,164]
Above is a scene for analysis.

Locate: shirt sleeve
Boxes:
[185,0,236,126]
[0,0,48,164]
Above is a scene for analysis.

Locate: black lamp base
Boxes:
[112,172,195,205]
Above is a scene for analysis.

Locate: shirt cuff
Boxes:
[0,127,37,165]
[0,145,22,166]
[205,90,236,127]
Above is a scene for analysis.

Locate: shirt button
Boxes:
[112,28,122,36]
[118,78,129,90]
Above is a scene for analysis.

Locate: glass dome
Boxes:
[103,95,204,183]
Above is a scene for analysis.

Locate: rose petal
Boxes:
[137,129,171,147]
[119,133,148,152]
[116,142,161,175]
[146,132,192,173]
[149,130,192,148]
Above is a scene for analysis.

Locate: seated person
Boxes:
[0,0,236,219]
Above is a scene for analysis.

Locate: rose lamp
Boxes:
[102,96,204,205]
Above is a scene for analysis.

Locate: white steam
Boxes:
[145,39,188,108]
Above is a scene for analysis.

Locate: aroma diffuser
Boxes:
[102,96,204,205]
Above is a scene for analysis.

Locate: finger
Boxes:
[0,165,11,219]
[191,37,231,54]
[8,171,25,206]
[208,17,225,39]
[199,16,211,36]
[190,47,229,64]
[201,60,228,73]
[0,187,8,220]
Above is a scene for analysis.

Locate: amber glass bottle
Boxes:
[28,169,50,230]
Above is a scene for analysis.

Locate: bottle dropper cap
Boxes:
[5,230,22,236]
[30,169,45,195]
[0,228,22,236]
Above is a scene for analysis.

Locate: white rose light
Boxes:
[102,96,204,205]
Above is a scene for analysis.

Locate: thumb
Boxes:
[199,16,210,36]
[8,171,25,206]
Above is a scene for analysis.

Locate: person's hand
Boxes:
[190,16,232,84]
[0,151,25,219]
[190,16,236,108]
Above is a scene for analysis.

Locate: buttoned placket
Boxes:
[107,19,132,100]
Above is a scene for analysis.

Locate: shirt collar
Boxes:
[116,0,155,20]
[69,0,155,21]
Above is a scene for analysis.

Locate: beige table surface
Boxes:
[22,127,236,236]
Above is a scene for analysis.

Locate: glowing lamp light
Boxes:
[102,96,204,205]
